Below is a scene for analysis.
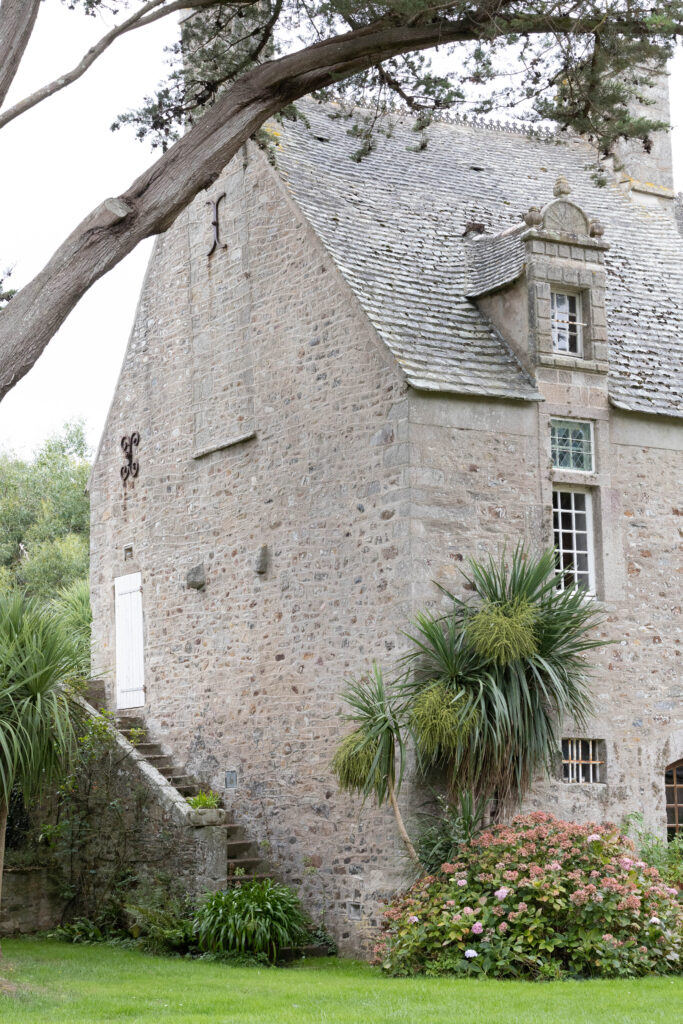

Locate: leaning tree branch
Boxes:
[0,0,242,130]
[0,11,680,400]
[0,0,41,107]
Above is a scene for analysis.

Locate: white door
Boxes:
[114,572,145,709]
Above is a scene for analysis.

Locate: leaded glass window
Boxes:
[552,489,594,592]
[551,292,582,355]
[551,419,594,472]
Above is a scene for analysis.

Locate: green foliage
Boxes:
[415,790,488,875]
[0,592,84,807]
[108,2,681,165]
[403,545,607,802]
[378,813,683,979]
[466,598,538,665]
[126,887,199,956]
[409,683,476,767]
[0,423,91,600]
[624,813,683,890]
[52,579,92,678]
[331,664,406,807]
[330,729,380,796]
[186,789,221,809]
[195,880,309,961]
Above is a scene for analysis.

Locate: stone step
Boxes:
[116,717,146,731]
[161,773,196,787]
[227,856,264,874]
[226,872,271,885]
[143,753,173,770]
[176,784,202,797]
[133,742,164,757]
[225,839,256,858]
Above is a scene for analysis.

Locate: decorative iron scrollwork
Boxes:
[121,432,140,483]
[206,192,227,256]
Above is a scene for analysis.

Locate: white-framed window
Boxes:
[561,738,606,784]
[550,419,594,472]
[552,488,595,592]
[551,291,583,355]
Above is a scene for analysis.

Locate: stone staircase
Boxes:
[117,713,268,884]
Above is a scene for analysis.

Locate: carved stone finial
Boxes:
[553,175,571,198]
[524,205,543,227]
[589,218,605,238]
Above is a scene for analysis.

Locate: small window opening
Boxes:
[551,292,583,355]
[552,489,594,592]
[562,738,606,784]
[665,759,683,840]
[551,419,594,472]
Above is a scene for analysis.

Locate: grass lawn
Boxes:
[1,938,681,1023]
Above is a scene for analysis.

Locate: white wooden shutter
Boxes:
[114,572,145,709]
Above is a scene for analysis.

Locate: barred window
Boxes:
[552,489,595,592]
[562,739,606,784]
[551,292,583,355]
[665,759,683,840]
[551,419,594,472]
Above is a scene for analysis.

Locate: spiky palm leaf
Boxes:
[0,593,84,941]
[406,545,607,803]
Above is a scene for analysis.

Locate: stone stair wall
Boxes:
[116,712,269,886]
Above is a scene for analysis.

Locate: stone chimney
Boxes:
[612,70,674,208]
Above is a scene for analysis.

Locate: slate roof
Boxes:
[464,227,527,299]
[274,104,683,418]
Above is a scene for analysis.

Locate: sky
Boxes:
[0,5,682,459]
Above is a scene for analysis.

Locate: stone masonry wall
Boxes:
[90,145,420,955]
[406,385,682,834]
[90,142,682,955]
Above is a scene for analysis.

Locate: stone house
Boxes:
[89,98,683,952]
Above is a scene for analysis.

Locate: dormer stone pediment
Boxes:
[467,178,610,377]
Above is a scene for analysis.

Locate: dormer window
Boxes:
[551,292,582,355]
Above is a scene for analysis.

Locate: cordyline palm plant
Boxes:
[0,593,85,949]
[332,545,608,862]
[403,545,607,804]
[330,664,420,866]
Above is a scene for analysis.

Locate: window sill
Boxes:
[193,430,256,459]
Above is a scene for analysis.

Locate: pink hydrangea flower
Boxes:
[548,861,561,871]
[494,887,510,901]
[586,833,601,842]
[457,878,467,887]
[462,906,475,915]
[407,915,419,924]
[498,922,508,933]
[517,902,528,912]
[471,922,483,935]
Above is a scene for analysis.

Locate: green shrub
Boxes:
[415,791,487,875]
[195,880,309,961]
[186,790,221,809]
[126,892,198,955]
[377,813,683,979]
[624,812,683,890]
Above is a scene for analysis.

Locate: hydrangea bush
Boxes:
[377,813,682,979]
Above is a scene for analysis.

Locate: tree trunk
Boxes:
[0,799,7,958]
[0,0,42,107]
[388,776,420,868]
[0,17,482,400]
